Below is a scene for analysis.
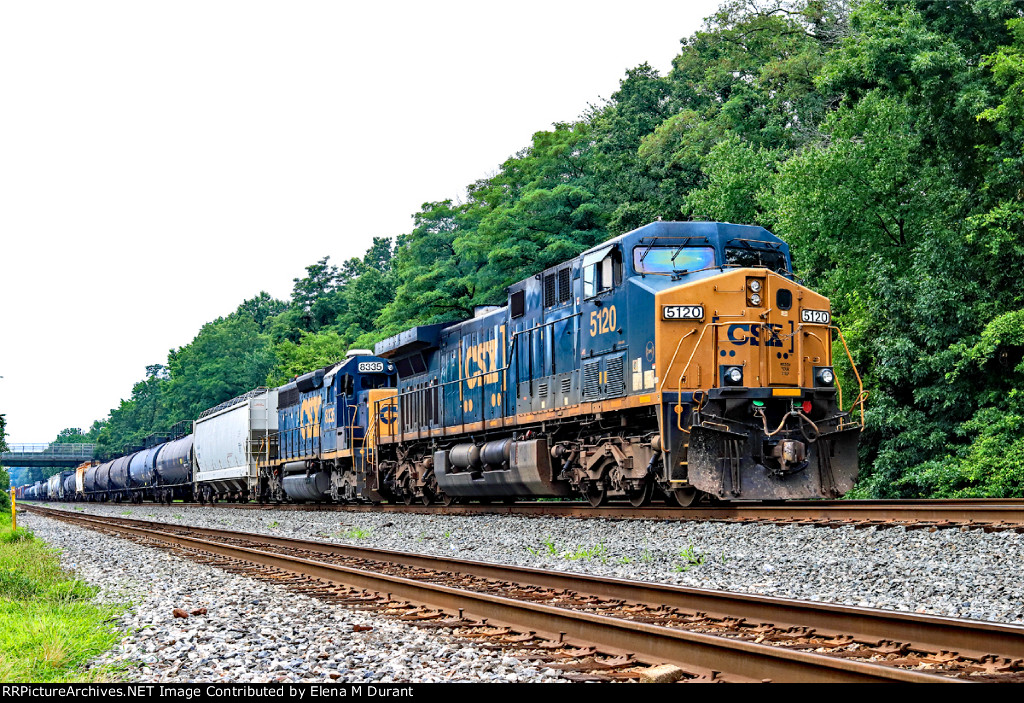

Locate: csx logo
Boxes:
[464,325,506,389]
[727,323,783,347]
[300,395,323,439]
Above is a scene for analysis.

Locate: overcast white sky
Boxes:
[0,0,721,444]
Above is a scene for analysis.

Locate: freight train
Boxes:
[21,221,864,507]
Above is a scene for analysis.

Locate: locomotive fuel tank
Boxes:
[280,462,332,502]
[436,439,572,498]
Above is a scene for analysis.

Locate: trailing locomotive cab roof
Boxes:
[375,323,450,359]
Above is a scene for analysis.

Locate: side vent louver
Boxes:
[607,356,625,395]
[558,268,571,303]
[583,360,601,397]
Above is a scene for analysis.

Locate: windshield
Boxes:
[633,246,716,274]
[725,246,789,273]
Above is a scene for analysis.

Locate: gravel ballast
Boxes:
[35,502,1024,625]
[23,512,564,683]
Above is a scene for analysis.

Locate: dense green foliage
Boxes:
[63,0,1024,497]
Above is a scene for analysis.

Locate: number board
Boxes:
[662,305,704,321]
[589,305,618,336]
[358,361,385,373]
[801,309,831,324]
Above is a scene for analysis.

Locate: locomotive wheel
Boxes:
[586,483,608,508]
[439,492,455,507]
[627,480,654,508]
[669,485,699,508]
[421,491,433,507]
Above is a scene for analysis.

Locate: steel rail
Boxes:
[32,507,1024,661]
[27,505,1016,682]
[64,498,1024,527]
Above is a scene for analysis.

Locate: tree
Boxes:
[376,200,482,331]
[234,292,287,333]
[164,315,275,424]
[267,331,349,387]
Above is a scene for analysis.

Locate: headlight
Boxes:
[722,366,743,386]
[816,367,835,386]
[749,293,761,306]
[749,280,761,293]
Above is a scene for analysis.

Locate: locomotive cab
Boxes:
[630,223,864,503]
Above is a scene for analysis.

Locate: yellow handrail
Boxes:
[829,325,867,426]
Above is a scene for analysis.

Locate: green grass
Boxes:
[526,536,608,563]
[0,527,123,681]
[564,543,608,562]
[525,536,559,557]
[334,527,371,539]
[672,544,707,572]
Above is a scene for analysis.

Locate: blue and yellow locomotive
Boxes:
[257,352,397,503]
[369,221,863,506]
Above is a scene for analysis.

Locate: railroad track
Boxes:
[25,505,1024,683]
[44,498,1024,532]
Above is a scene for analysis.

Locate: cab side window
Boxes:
[340,374,354,398]
[582,246,621,298]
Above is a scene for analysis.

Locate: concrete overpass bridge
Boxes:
[1,443,96,468]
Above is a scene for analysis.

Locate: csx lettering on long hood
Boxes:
[462,326,506,388]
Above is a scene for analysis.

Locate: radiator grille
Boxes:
[607,356,624,395]
[583,361,601,397]
[558,268,571,303]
